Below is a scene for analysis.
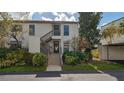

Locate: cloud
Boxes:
[9,12,78,21]
[41,16,53,21]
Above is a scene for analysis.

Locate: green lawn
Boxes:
[91,61,124,70]
[62,63,95,71]
[0,65,46,73]
[62,61,124,71]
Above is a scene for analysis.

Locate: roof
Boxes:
[14,20,79,24]
[101,16,124,28]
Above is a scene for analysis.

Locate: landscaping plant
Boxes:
[32,53,47,66]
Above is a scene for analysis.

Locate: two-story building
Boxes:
[7,20,79,63]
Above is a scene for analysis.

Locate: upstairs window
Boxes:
[53,24,60,36]
[29,25,35,36]
[64,25,69,36]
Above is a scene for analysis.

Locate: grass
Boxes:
[62,63,95,71]
[62,61,124,71]
[90,61,124,71]
[0,65,46,73]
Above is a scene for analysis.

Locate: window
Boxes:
[64,42,69,52]
[29,25,35,36]
[53,24,60,36]
[64,25,69,36]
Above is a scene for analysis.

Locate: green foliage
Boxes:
[0,60,15,68]
[32,53,47,66]
[102,20,124,40]
[0,48,8,59]
[79,12,102,49]
[91,49,99,58]
[23,52,34,65]
[64,55,78,65]
[63,51,87,65]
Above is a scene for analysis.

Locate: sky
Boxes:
[12,12,124,27]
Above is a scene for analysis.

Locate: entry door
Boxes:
[54,41,59,53]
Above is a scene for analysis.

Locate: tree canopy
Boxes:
[79,12,102,50]
[0,12,30,48]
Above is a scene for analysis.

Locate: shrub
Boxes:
[0,60,15,68]
[64,55,78,65]
[63,51,85,64]
[23,52,34,65]
[32,53,47,66]
[0,48,8,59]
[6,52,17,63]
[91,49,99,58]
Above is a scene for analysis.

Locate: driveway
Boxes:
[0,71,123,81]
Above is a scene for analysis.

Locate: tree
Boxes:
[102,21,124,43]
[0,12,30,48]
[0,13,13,47]
[79,12,102,62]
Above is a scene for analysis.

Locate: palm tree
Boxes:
[102,21,124,42]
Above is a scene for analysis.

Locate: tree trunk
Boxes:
[12,35,21,48]
[85,48,93,62]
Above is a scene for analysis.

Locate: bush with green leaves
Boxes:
[0,48,8,59]
[64,55,78,65]
[0,60,15,68]
[32,53,47,66]
[23,52,34,65]
[63,51,86,64]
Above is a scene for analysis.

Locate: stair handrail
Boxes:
[40,30,53,41]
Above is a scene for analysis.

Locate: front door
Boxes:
[54,41,59,53]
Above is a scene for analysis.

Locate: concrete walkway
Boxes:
[46,53,62,71]
[46,65,62,71]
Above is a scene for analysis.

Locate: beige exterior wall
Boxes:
[100,45,124,60]
[108,46,124,60]
[29,36,40,53]
[99,45,108,60]
[12,22,79,53]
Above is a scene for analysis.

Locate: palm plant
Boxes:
[102,21,124,41]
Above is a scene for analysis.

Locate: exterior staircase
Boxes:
[40,31,62,71]
[40,30,53,54]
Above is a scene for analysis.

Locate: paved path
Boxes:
[46,65,62,71]
[0,71,123,81]
[47,53,62,71]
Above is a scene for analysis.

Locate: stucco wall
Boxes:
[99,45,108,60]
[108,46,124,60]
[100,45,124,60]
[29,36,40,53]
[18,22,79,53]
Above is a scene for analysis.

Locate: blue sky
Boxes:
[29,12,124,27]
[101,12,124,26]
